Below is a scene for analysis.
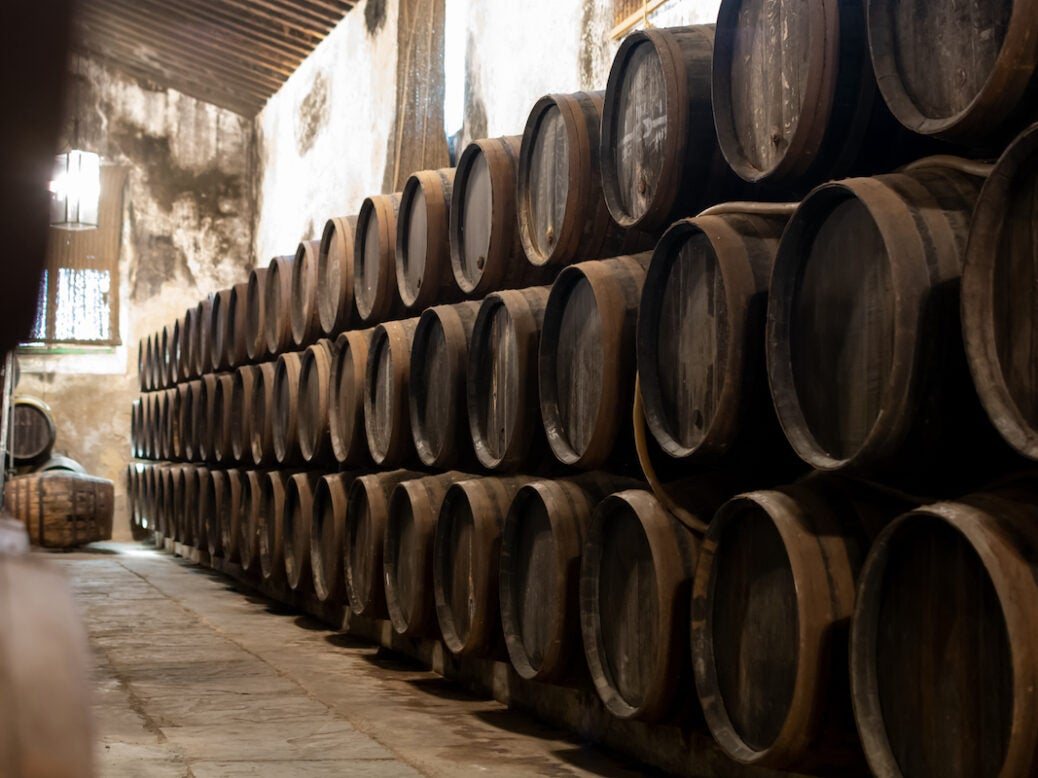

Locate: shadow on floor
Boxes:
[407,676,490,702]
[551,745,664,777]
[362,647,427,673]
[325,632,377,650]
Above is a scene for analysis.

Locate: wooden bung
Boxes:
[396,168,459,311]
[354,192,404,324]
[364,318,420,467]
[317,215,359,336]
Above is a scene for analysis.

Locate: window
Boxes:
[26,165,126,347]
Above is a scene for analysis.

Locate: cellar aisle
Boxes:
[53,544,648,778]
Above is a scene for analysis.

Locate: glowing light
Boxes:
[50,150,100,230]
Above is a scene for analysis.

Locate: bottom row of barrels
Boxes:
[126,463,1038,778]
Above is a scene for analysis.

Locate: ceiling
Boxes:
[70,0,357,117]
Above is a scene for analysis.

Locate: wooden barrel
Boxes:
[539,253,650,469]
[176,383,193,461]
[290,239,323,348]
[210,374,235,464]
[181,380,202,462]
[354,192,404,324]
[329,329,373,465]
[519,91,643,267]
[962,125,1038,461]
[225,281,250,369]
[170,314,186,385]
[159,324,173,389]
[344,469,422,617]
[450,136,555,297]
[249,362,277,468]
[310,471,362,603]
[156,389,171,461]
[209,287,233,372]
[0,549,95,777]
[4,472,114,548]
[193,465,212,552]
[712,0,925,189]
[396,168,459,311]
[638,211,790,463]
[467,287,551,471]
[168,388,184,461]
[691,476,911,769]
[433,476,534,656]
[297,339,335,464]
[130,398,141,459]
[499,472,643,682]
[850,482,1038,778]
[230,365,258,465]
[245,266,270,362]
[203,469,226,558]
[409,301,482,469]
[317,215,358,336]
[11,396,56,466]
[171,465,192,544]
[272,351,304,465]
[867,0,1038,143]
[218,468,244,564]
[238,469,266,573]
[144,331,157,391]
[258,469,295,583]
[580,488,711,721]
[196,374,220,462]
[180,306,198,380]
[601,25,743,232]
[263,254,295,356]
[383,471,473,637]
[137,337,147,391]
[364,318,420,467]
[767,166,1000,479]
[282,471,320,591]
[192,295,214,379]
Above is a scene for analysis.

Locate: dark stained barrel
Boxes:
[249,363,277,468]
[158,390,173,461]
[203,469,226,558]
[137,337,147,391]
[384,471,473,637]
[210,374,235,464]
[867,0,1038,143]
[11,396,56,466]
[258,469,295,583]
[283,471,320,591]
[245,266,269,362]
[192,296,214,379]
[344,469,422,617]
[601,25,744,232]
[409,301,482,469]
[962,124,1038,461]
[364,318,420,467]
[218,468,244,564]
[290,239,322,348]
[238,469,266,573]
[180,306,198,380]
[539,254,650,469]
[172,465,196,546]
[638,212,790,463]
[182,380,203,462]
[433,476,534,657]
[467,287,551,472]
[169,388,184,461]
[691,476,911,769]
[192,465,212,553]
[196,374,221,463]
[499,472,643,682]
[272,351,304,465]
[209,287,233,372]
[317,216,359,336]
[297,339,335,464]
[263,255,295,357]
[225,281,250,369]
[230,365,258,465]
[396,168,459,311]
[850,482,1038,778]
[170,314,186,385]
[354,192,404,324]
[767,167,1004,480]
[519,91,644,267]
[159,324,173,389]
[310,471,362,603]
[329,329,373,466]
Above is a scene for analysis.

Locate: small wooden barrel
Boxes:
[245,266,270,362]
[962,124,1038,461]
[867,0,1038,143]
[384,471,473,637]
[283,471,320,592]
[433,476,533,656]
[850,482,1038,778]
[310,471,361,603]
[601,25,742,232]
[209,287,233,372]
[317,215,359,336]
[638,212,789,463]
[364,318,419,466]
[344,469,422,617]
[767,167,994,477]
[272,351,304,465]
[218,468,244,564]
[225,281,250,369]
[263,254,295,357]
[210,374,235,464]
[249,362,278,468]
[192,295,214,379]
[396,168,459,311]
[329,329,373,465]
[204,469,226,558]
[238,469,266,573]
[258,469,294,583]
[354,192,404,324]
[297,339,335,464]
[519,91,640,267]
[4,472,114,548]
[409,301,482,469]
[691,476,910,769]
[290,238,323,348]
[499,472,643,682]
[580,488,709,721]
[11,396,56,466]
[467,287,551,471]
[230,365,258,465]
[539,253,650,469]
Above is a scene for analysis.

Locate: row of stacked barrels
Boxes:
[129,3,1038,776]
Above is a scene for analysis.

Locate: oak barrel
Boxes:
[283,471,320,591]
[329,329,373,465]
[196,373,221,463]
[11,396,56,466]
[4,472,114,547]
[192,295,214,379]
[245,266,270,362]
[364,318,419,467]
[180,306,198,380]
[210,373,235,464]
[159,324,173,389]
[37,455,86,474]
[209,286,233,372]
[230,365,258,465]
[310,471,361,603]
[263,254,295,356]
[317,215,358,335]
[290,239,323,348]
[192,465,212,552]
[203,469,226,558]
[258,469,295,583]
[297,338,335,464]
[170,314,186,385]
[248,362,277,468]
[172,465,196,545]
[272,351,304,465]
[238,469,266,573]
[182,379,202,462]
[218,468,244,564]
[354,192,404,324]
[396,168,459,311]
[225,281,250,369]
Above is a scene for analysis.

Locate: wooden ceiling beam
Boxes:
[214,0,341,32]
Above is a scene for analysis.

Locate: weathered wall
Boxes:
[18,54,255,540]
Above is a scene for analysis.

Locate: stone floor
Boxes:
[52,543,654,777]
